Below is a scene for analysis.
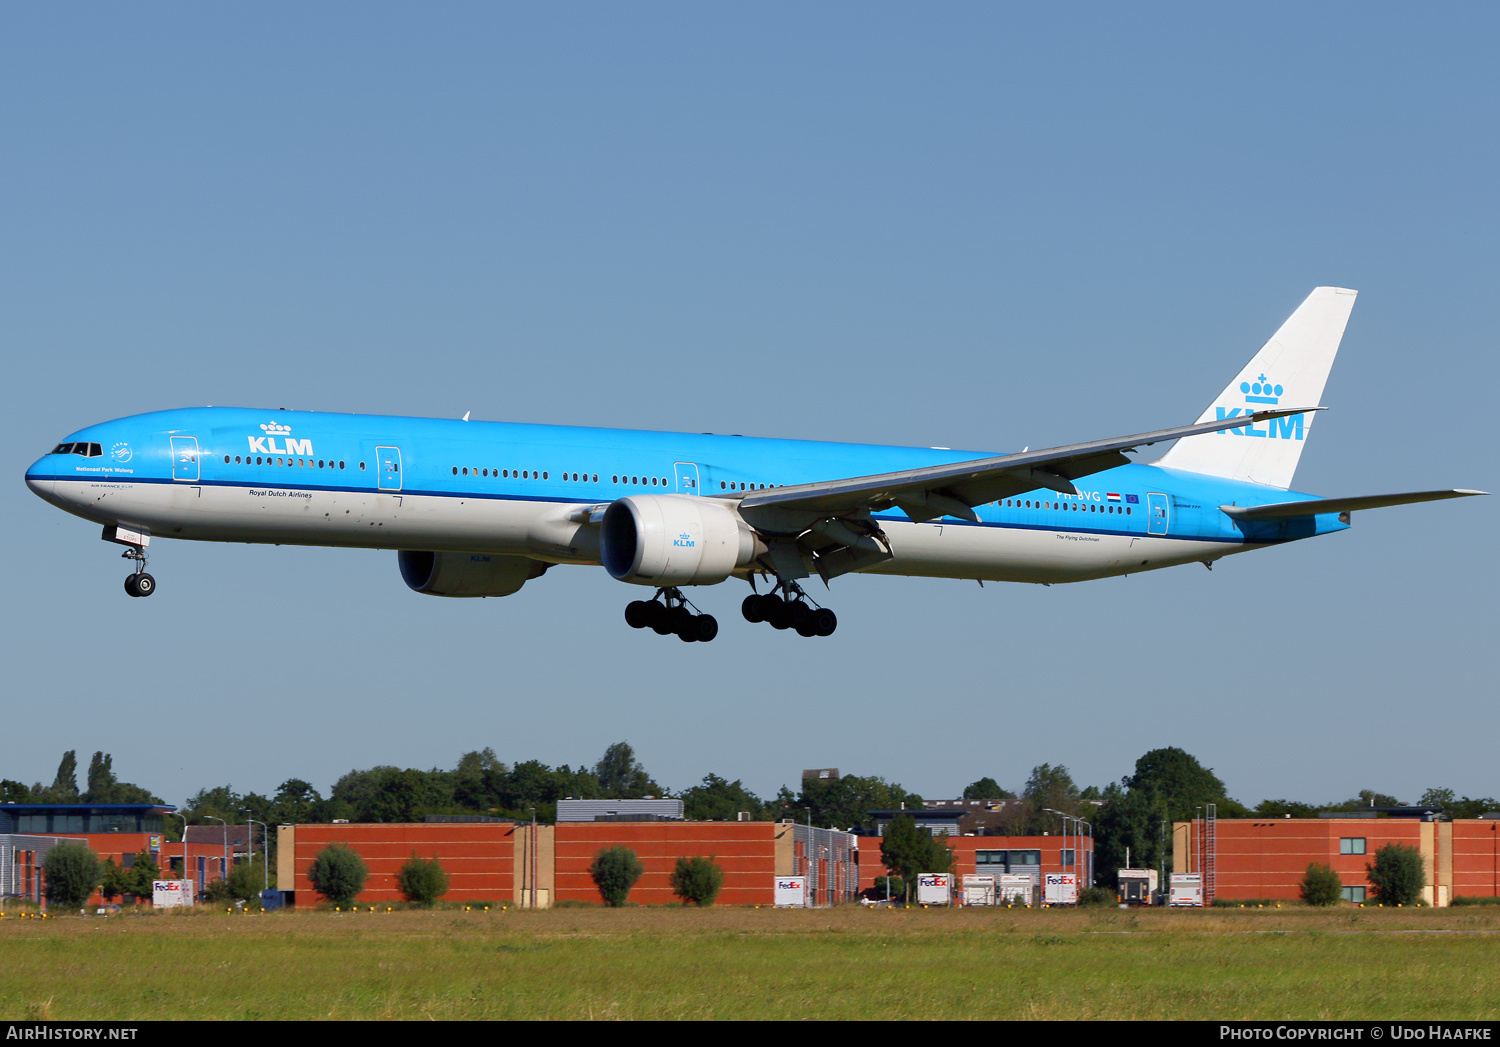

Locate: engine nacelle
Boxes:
[600,495,760,586]
[398,550,548,598]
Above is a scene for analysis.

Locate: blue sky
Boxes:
[4,4,1495,811]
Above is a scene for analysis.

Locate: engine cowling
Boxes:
[398,550,548,597]
[600,495,760,586]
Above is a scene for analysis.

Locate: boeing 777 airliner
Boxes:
[25,288,1483,641]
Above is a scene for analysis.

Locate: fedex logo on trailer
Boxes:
[774,876,808,908]
[1215,375,1304,440]
[152,880,192,908]
[916,873,952,906]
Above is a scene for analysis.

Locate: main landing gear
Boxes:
[741,580,837,638]
[121,546,156,598]
[624,588,719,643]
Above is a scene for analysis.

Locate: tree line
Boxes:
[7,743,1494,890]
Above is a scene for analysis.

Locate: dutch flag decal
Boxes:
[1106,492,1121,503]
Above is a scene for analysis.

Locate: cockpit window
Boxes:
[51,443,102,457]
[53,443,74,454]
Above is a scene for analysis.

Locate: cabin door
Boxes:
[376,446,403,492]
[1146,493,1170,535]
[674,462,701,495]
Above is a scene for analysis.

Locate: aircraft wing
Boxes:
[1220,489,1487,521]
[736,407,1321,533]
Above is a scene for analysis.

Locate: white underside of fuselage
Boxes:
[46,478,1244,585]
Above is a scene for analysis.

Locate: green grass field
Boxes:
[2,904,1497,1021]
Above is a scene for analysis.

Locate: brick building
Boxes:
[1,803,237,907]
[1173,816,1500,905]
[280,819,860,907]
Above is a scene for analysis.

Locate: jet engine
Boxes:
[398,550,548,597]
[600,495,761,586]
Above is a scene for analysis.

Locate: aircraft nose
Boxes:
[25,458,55,501]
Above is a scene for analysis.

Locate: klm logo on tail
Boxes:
[1216,375,1303,440]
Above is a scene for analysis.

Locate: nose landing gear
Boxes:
[104,526,156,598]
[741,579,836,637]
[121,546,156,598]
[624,588,718,642]
[118,543,155,600]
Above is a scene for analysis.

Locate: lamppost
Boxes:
[1077,818,1094,887]
[168,811,188,902]
[1043,808,1076,875]
[244,817,269,895]
[528,808,537,910]
[206,816,228,886]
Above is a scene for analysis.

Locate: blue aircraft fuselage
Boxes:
[25,405,1344,581]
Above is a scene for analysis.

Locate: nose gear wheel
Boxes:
[121,545,156,598]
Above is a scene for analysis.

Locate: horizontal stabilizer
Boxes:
[1221,489,1487,521]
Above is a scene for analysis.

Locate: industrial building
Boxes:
[280,818,858,908]
[1,803,244,907]
[1173,812,1500,905]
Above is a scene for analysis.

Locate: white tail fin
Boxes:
[1156,286,1357,490]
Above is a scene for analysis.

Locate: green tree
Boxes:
[1125,747,1245,820]
[785,774,925,833]
[1299,862,1343,906]
[308,843,369,907]
[994,763,1083,836]
[589,846,645,907]
[594,742,659,798]
[270,778,324,824]
[38,751,80,803]
[1092,747,1249,886]
[680,774,766,821]
[1092,781,1165,887]
[122,849,160,901]
[43,842,101,909]
[328,766,454,823]
[100,857,126,903]
[1367,843,1425,906]
[879,814,953,902]
[1254,799,1321,818]
[961,777,1013,800]
[1417,788,1500,821]
[873,875,912,901]
[227,858,270,903]
[397,854,450,905]
[453,748,507,810]
[1327,789,1399,812]
[85,752,114,799]
[670,856,724,906]
[203,876,237,904]
[183,785,245,826]
[0,779,33,803]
